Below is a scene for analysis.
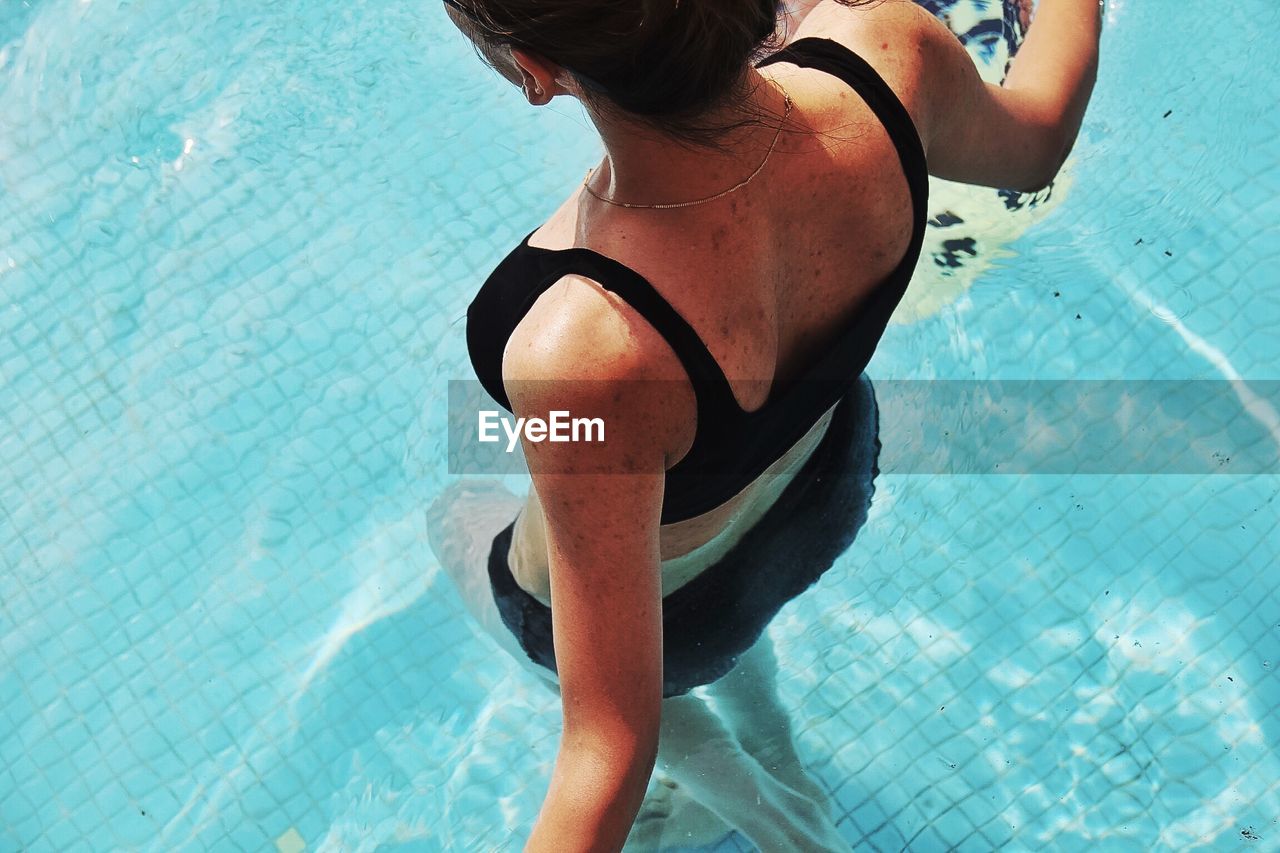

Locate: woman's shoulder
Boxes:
[502,273,679,383]
[781,0,949,134]
[500,272,698,459]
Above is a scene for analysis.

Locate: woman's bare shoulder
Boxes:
[784,0,942,129]
[501,272,697,464]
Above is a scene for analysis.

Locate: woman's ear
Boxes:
[509,47,570,105]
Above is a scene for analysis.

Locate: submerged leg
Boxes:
[642,692,850,852]
[631,636,834,850]
[706,631,832,809]
[628,769,734,851]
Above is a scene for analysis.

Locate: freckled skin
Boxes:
[709,224,729,252]
[503,3,985,580]
[451,0,1101,841]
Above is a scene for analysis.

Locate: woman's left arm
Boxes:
[502,274,697,851]
[520,442,664,851]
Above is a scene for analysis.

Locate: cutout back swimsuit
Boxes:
[465,38,929,697]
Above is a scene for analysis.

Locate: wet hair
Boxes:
[449,0,878,149]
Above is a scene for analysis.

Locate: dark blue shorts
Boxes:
[486,375,881,698]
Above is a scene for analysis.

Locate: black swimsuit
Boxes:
[468,37,928,696]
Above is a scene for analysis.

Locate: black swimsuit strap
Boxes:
[513,247,742,414]
[494,37,928,425]
[757,36,930,253]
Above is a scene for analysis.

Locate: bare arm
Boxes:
[916,0,1102,190]
[519,449,663,852]
[795,0,1102,192]
[503,275,695,851]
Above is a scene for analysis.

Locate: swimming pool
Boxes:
[1,0,1277,850]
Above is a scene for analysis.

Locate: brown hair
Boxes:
[453,0,876,148]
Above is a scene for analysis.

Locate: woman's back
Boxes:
[528,42,917,415]
[485,12,937,600]
[433,0,1100,845]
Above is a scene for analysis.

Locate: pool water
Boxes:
[1,0,1277,850]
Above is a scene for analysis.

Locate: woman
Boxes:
[428,0,1100,848]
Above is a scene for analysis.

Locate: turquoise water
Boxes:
[1,0,1278,850]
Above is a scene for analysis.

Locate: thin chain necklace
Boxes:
[581,91,793,210]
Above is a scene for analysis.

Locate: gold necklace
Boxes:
[582,91,793,210]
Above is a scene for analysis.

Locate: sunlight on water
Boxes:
[1,0,1277,850]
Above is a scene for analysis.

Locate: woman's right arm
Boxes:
[795,0,1101,191]
[913,0,1103,191]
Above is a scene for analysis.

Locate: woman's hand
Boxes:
[503,272,698,851]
